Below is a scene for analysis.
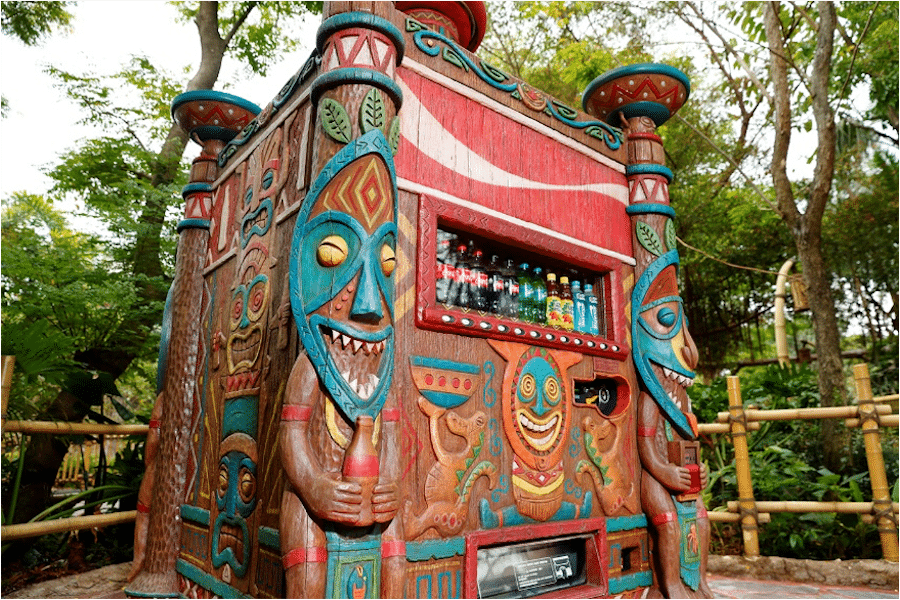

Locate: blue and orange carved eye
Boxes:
[381,243,396,277]
[658,307,677,327]
[317,235,349,267]
[218,463,229,499]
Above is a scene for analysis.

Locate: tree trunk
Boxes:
[765,1,846,472]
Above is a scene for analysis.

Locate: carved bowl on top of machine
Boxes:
[582,63,690,128]
[171,90,261,144]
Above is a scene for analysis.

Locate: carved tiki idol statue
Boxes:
[279,129,404,599]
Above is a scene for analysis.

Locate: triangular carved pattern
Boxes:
[322,28,396,76]
[628,175,669,204]
[321,155,393,231]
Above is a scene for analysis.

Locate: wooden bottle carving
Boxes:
[342,415,379,526]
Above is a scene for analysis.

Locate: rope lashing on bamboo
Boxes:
[873,497,899,533]
[737,497,760,530]
[727,404,751,438]
[857,403,883,428]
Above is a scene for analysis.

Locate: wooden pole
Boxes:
[715,404,890,423]
[1,355,14,433]
[1,510,137,541]
[727,500,900,515]
[774,259,793,366]
[853,363,899,562]
[4,421,150,435]
[727,376,760,557]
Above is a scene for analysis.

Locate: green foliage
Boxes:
[695,364,896,559]
[1,1,73,46]
[172,1,323,77]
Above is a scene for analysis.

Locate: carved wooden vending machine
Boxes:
[126,2,712,598]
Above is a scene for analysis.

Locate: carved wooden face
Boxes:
[211,433,258,580]
[290,131,398,422]
[227,244,270,376]
[632,252,699,439]
[489,341,582,472]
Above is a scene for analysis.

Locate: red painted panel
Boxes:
[397,69,632,258]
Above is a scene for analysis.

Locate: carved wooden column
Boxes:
[126,91,260,597]
[584,65,712,598]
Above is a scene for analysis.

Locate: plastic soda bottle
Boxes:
[546,272,561,327]
[559,276,574,331]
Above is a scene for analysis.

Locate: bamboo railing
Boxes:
[699,363,899,562]
[2,414,148,541]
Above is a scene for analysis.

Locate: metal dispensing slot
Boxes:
[476,535,589,598]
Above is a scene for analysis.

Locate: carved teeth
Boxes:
[352,338,363,353]
[365,341,375,354]
[663,366,694,388]
[342,334,351,348]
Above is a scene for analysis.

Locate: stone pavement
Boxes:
[5,557,898,599]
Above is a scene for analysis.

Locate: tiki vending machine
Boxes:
[125,1,711,599]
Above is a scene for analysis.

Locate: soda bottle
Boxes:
[559,276,574,331]
[585,283,600,336]
[435,230,457,305]
[532,266,546,324]
[517,262,532,321]
[572,280,587,333]
[501,259,519,318]
[449,242,469,308]
[470,246,490,312]
[546,272,561,327]
[487,254,503,314]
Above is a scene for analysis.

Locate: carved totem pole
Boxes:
[278,3,406,598]
[584,64,713,598]
[126,91,261,597]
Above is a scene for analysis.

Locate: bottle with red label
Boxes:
[559,276,574,331]
[448,242,469,308]
[487,254,503,314]
[502,259,520,318]
[546,272,561,327]
[470,245,490,311]
[435,229,457,305]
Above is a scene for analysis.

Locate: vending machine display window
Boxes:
[416,194,627,359]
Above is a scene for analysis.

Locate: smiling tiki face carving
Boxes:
[290,130,398,422]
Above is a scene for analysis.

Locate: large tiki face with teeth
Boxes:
[633,251,699,439]
[290,131,398,422]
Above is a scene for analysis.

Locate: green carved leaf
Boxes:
[664,219,677,253]
[388,117,401,155]
[320,97,351,144]
[360,88,386,134]
[637,221,664,257]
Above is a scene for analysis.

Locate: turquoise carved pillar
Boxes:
[278,2,407,598]
[583,65,712,598]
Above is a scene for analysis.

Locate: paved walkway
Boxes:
[5,560,898,598]
[709,574,899,599]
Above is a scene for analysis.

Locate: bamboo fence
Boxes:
[702,363,899,562]
[1,391,149,541]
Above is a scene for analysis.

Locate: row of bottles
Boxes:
[435,229,601,335]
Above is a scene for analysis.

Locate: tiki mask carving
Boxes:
[632,250,698,439]
[289,129,398,422]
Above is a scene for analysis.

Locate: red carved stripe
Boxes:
[137,501,151,514]
[282,548,305,569]
[149,420,162,429]
[282,405,312,421]
[381,539,406,557]
[652,512,676,526]
[342,455,380,478]
[382,408,401,422]
[637,426,657,437]
[307,546,328,563]
[627,131,663,143]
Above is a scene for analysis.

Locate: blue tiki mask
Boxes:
[211,435,258,578]
[632,250,699,440]
[290,130,398,422]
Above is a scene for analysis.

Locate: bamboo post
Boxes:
[1,355,14,433]
[1,510,138,541]
[727,376,760,557]
[853,363,899,562]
